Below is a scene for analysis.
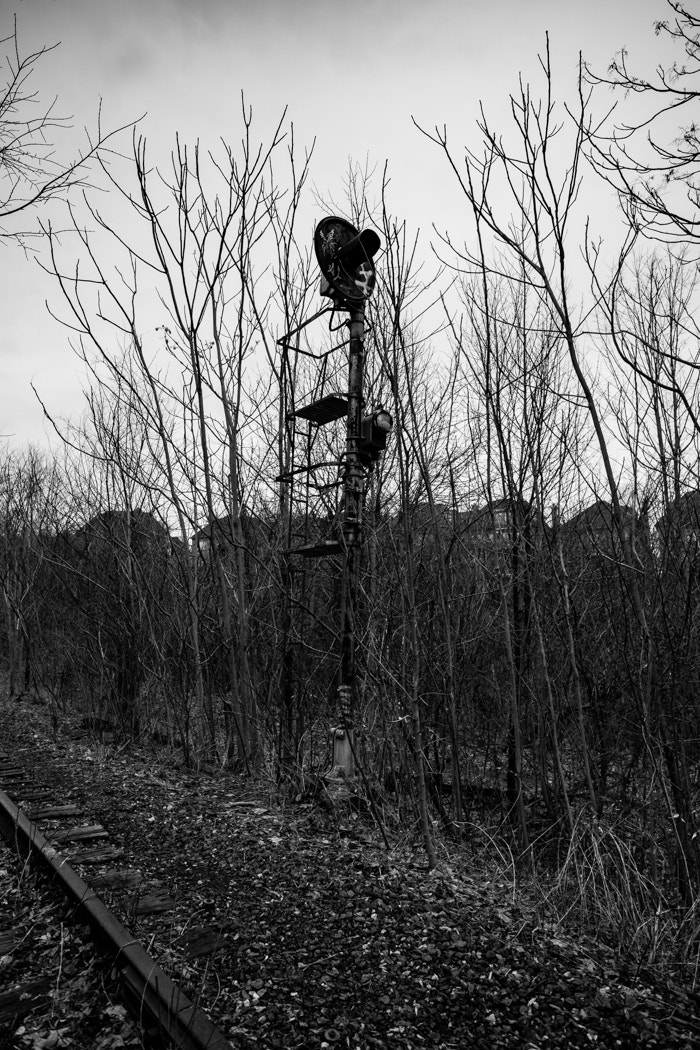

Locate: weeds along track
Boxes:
[0,747,233,1050]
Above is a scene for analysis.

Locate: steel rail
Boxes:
[0,785,233,1050]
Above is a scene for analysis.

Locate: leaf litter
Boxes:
[1,696,700,1049]
[0,835,142,1049]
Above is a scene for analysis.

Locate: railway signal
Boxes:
[312,216,385,784]
[314,217,380,304]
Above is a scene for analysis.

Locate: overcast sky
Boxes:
[1,0,669,449]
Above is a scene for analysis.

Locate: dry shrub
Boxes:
[541,809,700,976]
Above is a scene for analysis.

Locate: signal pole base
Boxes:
[325,728,357,802]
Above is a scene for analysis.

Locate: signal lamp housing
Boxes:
[315,216,381,304]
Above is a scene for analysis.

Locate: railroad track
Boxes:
[0,749,233,1050]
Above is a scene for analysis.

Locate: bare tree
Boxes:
[41,102,317,768]
[416,36,700,901]
[586,2,700,247]
[0,17,129,248]
[0,446,64,696]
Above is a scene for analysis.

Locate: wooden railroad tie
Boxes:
[180,926,228,959]
[29,803,82,820]
[0,767,25,780]
[135,891,175,915]
[0,926,24,954]
[67,845,126,865]
[7,788,52,802]
[0,977,52,1024]
[49,825,108,845]
[91,868,143,891]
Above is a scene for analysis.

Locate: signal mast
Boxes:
[280,217,389,785]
